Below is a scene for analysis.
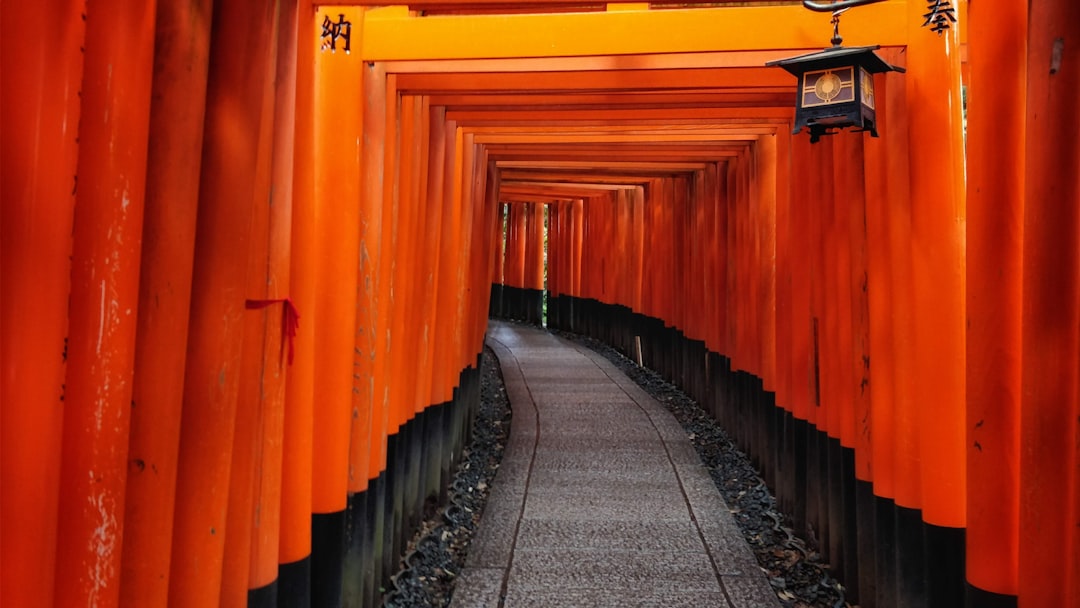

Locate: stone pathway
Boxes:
[450,321,780,608]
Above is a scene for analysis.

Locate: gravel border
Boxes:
[382,346,512,608]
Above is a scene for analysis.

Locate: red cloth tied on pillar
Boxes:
[245,297,300,365]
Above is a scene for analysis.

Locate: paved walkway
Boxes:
[450,321,780,608]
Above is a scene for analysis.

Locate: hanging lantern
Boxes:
[767,9,904,143]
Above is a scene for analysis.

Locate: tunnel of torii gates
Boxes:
[2,0,1078,607]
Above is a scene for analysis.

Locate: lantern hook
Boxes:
[830,8,848,47]
[802,0,888,12]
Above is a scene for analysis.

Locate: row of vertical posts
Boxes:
[496,4,1080,604]
[2,4,499,607]
[490,202,547,325]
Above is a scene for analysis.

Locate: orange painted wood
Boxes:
[222,36,279,599]
[311,5,365,515]
[722,162,739,376]
[413,96,437,409]
[509,203,527,290]
[396,68,791,96]
[773,137,792,414]
[907,3,967,528]
[280,0,319,568]
[630,187,646,314]
[863,69,899,501]
[883,65,919,511]
[544,202,558,299]
[419,106,450,410]
[53,2,156,606]
[413,97,440,416]
[831,135,857,449]
[428,119,462,406]
[451,135,477,371]
[815,138,840,439]
[1019,1,1080,604]
[388,93,419,430]
[382,49,865,75]
[838,133,871,474]
[658,179,677,326]
[119,1,213,602]
[711,167,730,359]
[167,1,275,603]
[787,136,812,423]
[528,203,546,291]
[965,0,1025,595]
[457,136,482,368]
[471,156,501,352]
[671,181,688,335]
[475,157,500,320]
[361,62,391,475]
[248,0,299,588]
[0,1,85,605]
[376,72,402,436]
[756,136,778,393]
[522,203,537,294]
[734,152,754,377]
[572,200,584,301]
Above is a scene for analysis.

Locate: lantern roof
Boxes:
[766,45,905,76]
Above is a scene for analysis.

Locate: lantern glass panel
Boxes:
[800,66,855,108]
[860,67,876,109]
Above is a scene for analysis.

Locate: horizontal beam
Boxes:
[500,170,698,183]
[380,50,834,74]
[395,67,795,93]
[360,2,908,60]
[444,107,795,123]
[494,160,722,170]
[473,131,774,144]
[486,147,745,162]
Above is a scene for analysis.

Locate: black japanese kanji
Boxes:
[922,0,957,35]
[321,14,352,53]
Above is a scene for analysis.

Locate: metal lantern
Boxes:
[767,10,904,143]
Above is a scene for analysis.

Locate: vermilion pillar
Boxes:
[309,7,366,604]
[0,2,86,606]
[54,2,156,606]
[168,0,276,604]
[280,1,319,597]
[906,0,967,531]
[1019,2,1080,606]
[966,0,1025,602]
[120,0,213,604]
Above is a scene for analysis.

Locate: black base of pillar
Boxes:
[311,510,346,608]
[278,556,311,608]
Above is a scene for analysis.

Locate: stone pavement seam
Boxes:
[484,334,539,608]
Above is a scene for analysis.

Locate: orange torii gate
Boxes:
[3,2,1079,608]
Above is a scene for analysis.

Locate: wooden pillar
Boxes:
[757,135,778,394]
[279,1,319,598]
[906,0,967,525]
[906,1,967,604]
[361,61,390,491]
[1019,2,1080,606]
[415,102,445,416]
[119,0,213,603]
[0,1,86,605]
[167,0,276,604]
[54,1,156,606]
[966,0,1026,602]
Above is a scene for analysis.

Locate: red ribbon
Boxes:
[245,297,300,365]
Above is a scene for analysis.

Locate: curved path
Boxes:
[450,321,780,608]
